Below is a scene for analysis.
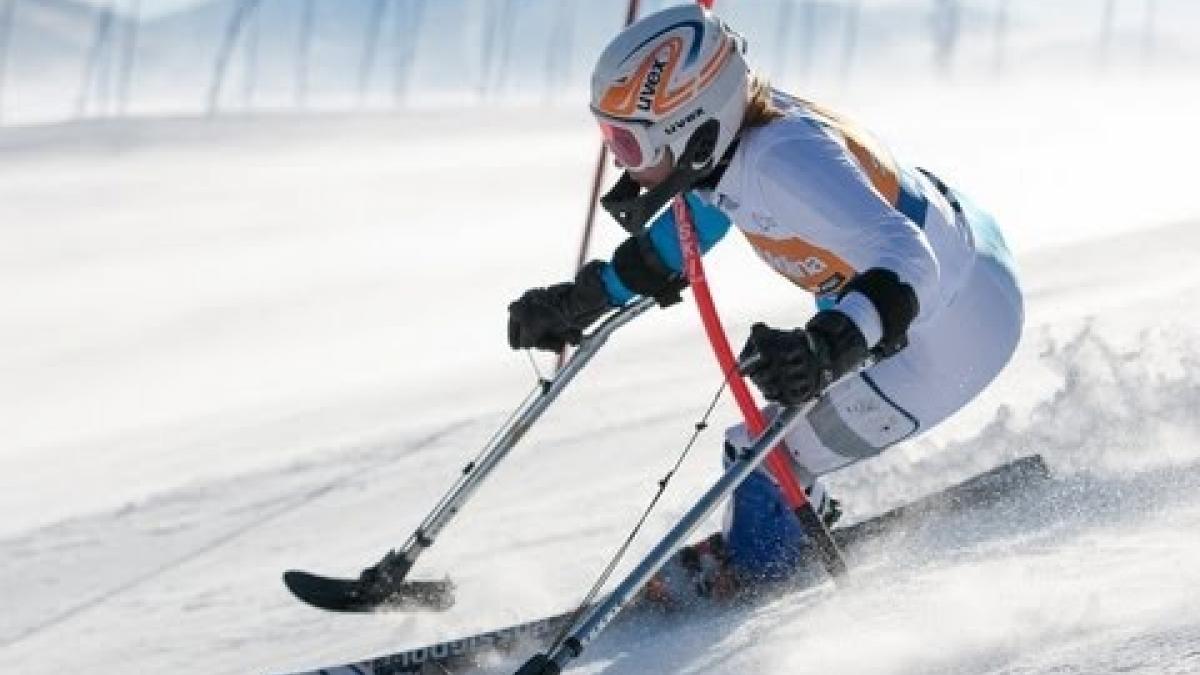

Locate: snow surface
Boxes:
[3,76,1200,674]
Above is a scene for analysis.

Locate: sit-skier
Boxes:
[507,5,1023,605]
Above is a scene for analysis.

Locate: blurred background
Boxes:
[3,3,1200,674]
[2,0,1197,125]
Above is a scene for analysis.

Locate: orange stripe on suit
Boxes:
[804,103,903,208]
[740,230,856,295]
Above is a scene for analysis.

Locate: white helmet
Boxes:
[591,4,750,232]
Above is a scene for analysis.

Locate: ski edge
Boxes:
[276,610,580,675]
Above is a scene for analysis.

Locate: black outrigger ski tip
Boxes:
[283,569,455,613]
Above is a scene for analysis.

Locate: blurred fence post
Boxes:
[932,0,961,77]
[77,2,116,118]
[839,0,861,83]
[495,0,518,96]
[208,0,259,116]
[1099,0,1117,70]
[799,0,816,79]
[479,0,516,99]
[0,0,16,125]
[358,0,387,105]
[773,0,794,84]
[992,0,1009,75]
[393,0,427,107]
[544,0,577,104]
[117,0,140,116]
[296,0,314,109]
[478,1,497,97]
[1141,0,1157,66]
[242,1,260,109]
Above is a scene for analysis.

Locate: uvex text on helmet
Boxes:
[590,5,749,172]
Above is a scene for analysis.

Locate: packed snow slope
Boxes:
[3,77,1200,674]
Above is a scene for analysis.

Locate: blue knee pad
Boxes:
[724,469,811,582]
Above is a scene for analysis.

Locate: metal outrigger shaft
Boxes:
[514,400,821,675]
[373,296,658,586]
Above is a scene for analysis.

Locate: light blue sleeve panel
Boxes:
[600,191,734,305]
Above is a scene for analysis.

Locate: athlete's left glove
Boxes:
[739,311,869,405]
[507,261,612,353]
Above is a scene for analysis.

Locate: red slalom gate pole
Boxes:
[688,0,799,490]
[678,0,820,514]
[683,0,847,578]
[557,0,846,576]
[673,197,848,580]
[671,198,807,508]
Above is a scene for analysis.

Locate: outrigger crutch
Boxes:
[283,296,657,612]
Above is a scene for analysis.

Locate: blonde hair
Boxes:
[741,74,786,130]
[741,74,853,134]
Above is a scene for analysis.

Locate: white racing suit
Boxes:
[598,92,1024,581]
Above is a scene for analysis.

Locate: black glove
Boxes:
[739,311,869,405]
[507,261,612,353]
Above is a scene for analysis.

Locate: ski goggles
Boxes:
[591,110,664,172]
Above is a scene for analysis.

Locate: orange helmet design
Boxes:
[590,4,749,173]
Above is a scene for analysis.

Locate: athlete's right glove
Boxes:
[739,311,869,405]
[507,261,612,353]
